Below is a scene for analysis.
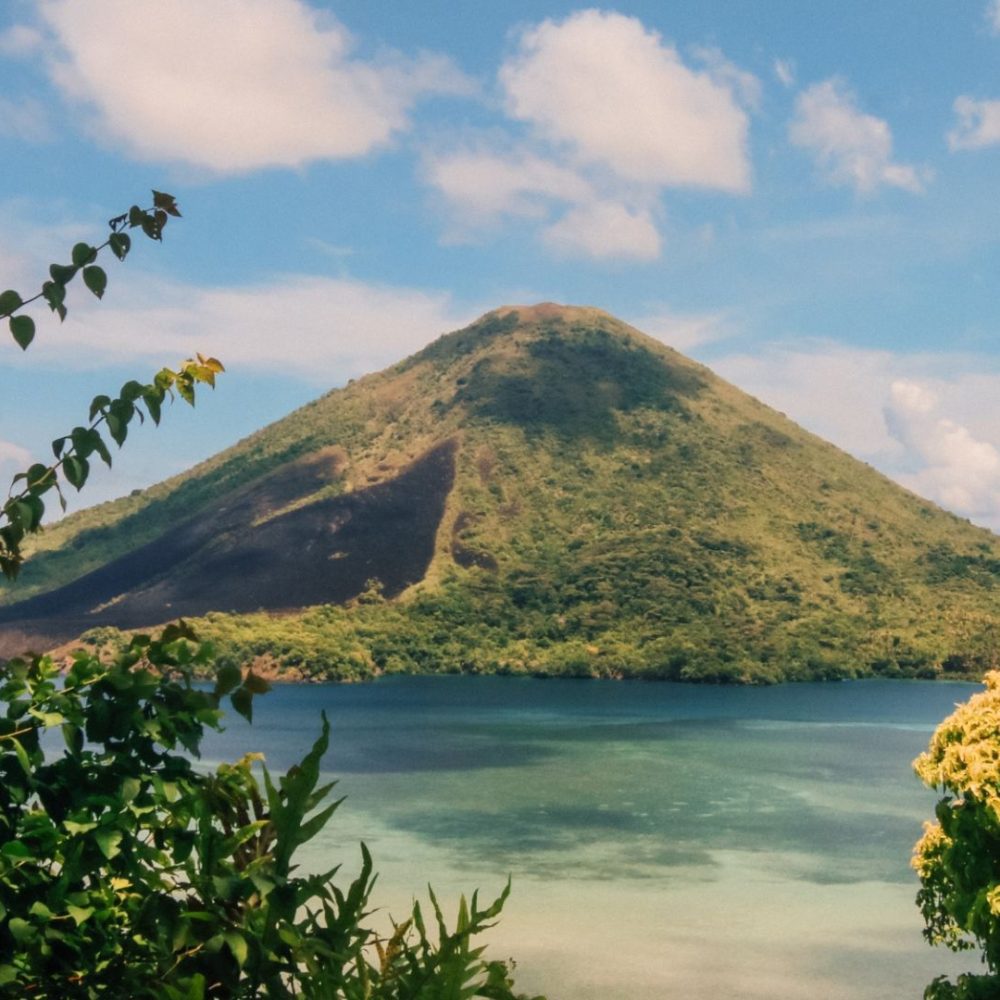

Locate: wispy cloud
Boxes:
[987,0,1000,34]
[10,269,476,383]
[773,59,795,89]
[34,0,472,173]
[948,96,1000,150]
[628,307,732,351]
[423,148,593,229]
[541,201,661,260]
[0,96,52,143]
[789,79,928,194]
[0,24,44,55]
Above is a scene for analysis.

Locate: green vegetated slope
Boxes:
[3,303,999,683]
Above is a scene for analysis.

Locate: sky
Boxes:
[2,1,1000,532]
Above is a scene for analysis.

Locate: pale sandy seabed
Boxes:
[295,807,974,1000]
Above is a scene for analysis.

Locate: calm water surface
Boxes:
[201,676,980,998]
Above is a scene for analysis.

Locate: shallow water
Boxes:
[201,676,981,998]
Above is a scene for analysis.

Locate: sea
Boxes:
[199,675,980,999]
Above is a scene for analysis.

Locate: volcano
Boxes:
[3,304,999,683]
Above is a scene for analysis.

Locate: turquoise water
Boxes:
[201,676,980,998]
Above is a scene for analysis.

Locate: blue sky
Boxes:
[2,1,1000,530]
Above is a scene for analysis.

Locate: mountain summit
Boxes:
[3,304,999,682]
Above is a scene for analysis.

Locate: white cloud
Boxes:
[773,59,795,89]
[425,11,755,261]
[789,79,928,194]
[541,201,660,260]
[948,96,1000,150]
[712,341,901,458]
[17,271,475,383]
[424,149,593,226]
[691,45,762,111]
[987,0,1000,34]
[0,24,44,56]
[885,379,1000,525]
[37,0,471,173]
[629,308,731,351]
[0,439,32,472]
[500,10,752,191]
[0,97,52,142]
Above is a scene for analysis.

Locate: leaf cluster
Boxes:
[913,672,1000,994]
[0,191,180,350]
[0,193,224,580]
[0,627,540,999]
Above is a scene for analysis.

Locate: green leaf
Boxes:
[2,841,32,860]
[0,289,22,315]
[82,265,107,300]
[153,190,182,216]
[108,231,131,261]
[224,930,248,968]
[41,280,67,320]
[92,432,112,468]
[243,670,271,695]
[121,776,141,802]
[231,686,253,723]
[63,819,97,835]
[106,410,126,447]
[26,463,51,491]
[62,723,84,754]
[66,904,95,926]
[11,737,32,777]
[49,262,77,285]
[63,455,90,491]
[89,394,111,421]
[71,242,97,267]
[9,315,35,350]
[214,663,242,697]
[0,965,17,985]
[94,827,123,860]
[143,389,162,424]
[8,918,34,943]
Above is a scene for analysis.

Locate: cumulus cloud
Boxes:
[789,79,928,194]
[541,201,661,260]
[948,96,1000,150]
[885,379,1000,525]
[426,10,754,261]
[36,0,471,173]
[500,10,751,191]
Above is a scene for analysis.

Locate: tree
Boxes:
[913,671,1000,999]
[0,197,540,999]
